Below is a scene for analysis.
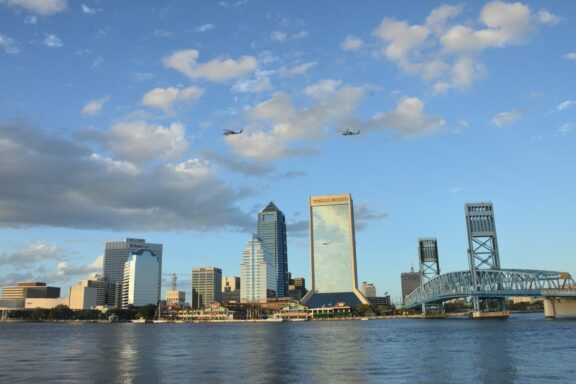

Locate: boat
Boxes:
[131,318,148,323]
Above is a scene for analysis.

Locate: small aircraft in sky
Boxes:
[340,129,360,136]
[223,129,243,136]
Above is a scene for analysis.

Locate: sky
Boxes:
[0,0,575,305]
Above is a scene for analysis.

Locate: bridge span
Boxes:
[404,269,575,309]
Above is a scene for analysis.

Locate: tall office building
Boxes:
[401,266,421,305]
[77,276,107,306]
[240,235,276,302]
[103,238,162,307]
[362,282,377,298]
[301,193,368,308]
[257,202,288,298]
[287,274,307,300]
[221,276,241,303]
[191,267,222,309]
[122,250,160,308]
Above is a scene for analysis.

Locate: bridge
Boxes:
[403,202,576,318]
[404,269,575,308]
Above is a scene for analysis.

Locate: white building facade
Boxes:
[122,250,160,308]
[240,235,276,302]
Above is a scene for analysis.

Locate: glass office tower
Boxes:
[257,202,288,298]
[103,238,162,307]
[302,194,368,308]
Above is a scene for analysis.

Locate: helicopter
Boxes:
[223,129,243,136]
[340,129,360,136]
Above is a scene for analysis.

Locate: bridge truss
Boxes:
[404,269,574,309]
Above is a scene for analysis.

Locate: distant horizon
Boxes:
[1,0,575,303]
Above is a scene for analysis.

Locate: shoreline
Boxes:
[0,311,546,324]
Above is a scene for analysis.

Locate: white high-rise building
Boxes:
[103,238,162,307]
[122,250,160,308]
[240,235,276,302]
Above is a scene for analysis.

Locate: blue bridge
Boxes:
[404,269,576,309]
[404,203,576,318]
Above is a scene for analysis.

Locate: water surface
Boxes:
[1,314,575,383]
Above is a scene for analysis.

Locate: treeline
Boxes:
[4,304,158,321]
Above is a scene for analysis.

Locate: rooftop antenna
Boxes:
[410,261,415,273]
[171,273,177,291]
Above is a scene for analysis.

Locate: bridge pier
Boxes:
[469,310,509,319]
[421,303,446,318]
[544,298,576,318]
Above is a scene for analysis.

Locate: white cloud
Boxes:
[368,97,445,137]
[105,121,189,163]
[226,83,364,160]
[164,49,258,82]
[232,76,272,93]
[537,10,562,25]
[293,30,308,39]
[0,122,251,231]
[372,2,559,91]
[43,33,62,48]
[154,29,173,38]
[425,4,463,35]
[141,86,204,112]
[57,255,103,278]
[564,52,576,61]
[196,23,215,33]
[341,35,364,51]
[279,61,317,77]
[492,109,523,128]
[0,33,20,54]
[0,240,63,265]
[81,97,109,116]
[81,4,99,14]
[556,123,576,137]
[304,79,342,98]
[24,15,37,24]
[557,100,576,112]
[0,0,67,15]
[271,31,287,42]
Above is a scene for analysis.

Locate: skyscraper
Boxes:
[401,266,421,305]
[362,282,377,298]
[302,193,368,307]
[240,234,276,302]
[122,250,160,308]
[103,238,162,307]
[191,267,222,309]
[257,202,288,298]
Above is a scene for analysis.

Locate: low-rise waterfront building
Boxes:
[178,302,234,321]
[69,285,98,310]
[24,298,68,309]
[1,282,60,301]
[309,302,351,319]
[367,296,392,308]
[272,302,311,320]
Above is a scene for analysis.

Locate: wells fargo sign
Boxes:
[310,194,350,205]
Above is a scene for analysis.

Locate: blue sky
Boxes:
[0,0,574,304]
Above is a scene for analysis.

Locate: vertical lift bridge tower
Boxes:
[418,238,441,314]
[465,202,506,314]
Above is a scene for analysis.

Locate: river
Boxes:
[1,314,575,383]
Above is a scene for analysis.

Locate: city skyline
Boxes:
[0,1,575,303]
